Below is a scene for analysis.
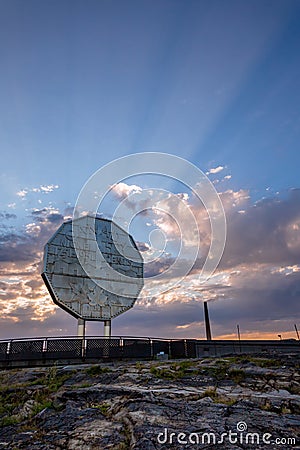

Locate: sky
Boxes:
[0,0,300,340]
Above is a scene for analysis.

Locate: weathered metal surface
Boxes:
[42,216,143,321]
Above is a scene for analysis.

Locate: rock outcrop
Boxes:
[0,353,299,449]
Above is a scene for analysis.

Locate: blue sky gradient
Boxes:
[0,0,300,339]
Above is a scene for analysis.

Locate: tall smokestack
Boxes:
[204,301,212,340]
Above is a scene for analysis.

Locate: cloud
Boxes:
[206,165,224,175]
[108,182,300,338]
[31,207,64,224]
[220,189,300,268]
[16,189,28,198]
[0,205,71,337]
[111,182,142,199]
[16,184,59,199]
[1,182,300,340]
[39,184,59,193]
[0,259,57,332]
[109,180,300,279]
[0,207,67,263]
[111,263,300,339]
[25,223,41,237]
[0,212,17,220]
[0,232,38,262]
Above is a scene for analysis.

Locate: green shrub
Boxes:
[86,365,110,376]
[228,369,246,384]
[31,400,53,416]
[202,387,218,400]
[92,402,110,415]
[0,415,20,426]
[150,366,176,379]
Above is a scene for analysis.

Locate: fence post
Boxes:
[81,338,86,360]
[184,339,188,358]
[7,340,12,360]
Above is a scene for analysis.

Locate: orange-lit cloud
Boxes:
[0,185,300,340]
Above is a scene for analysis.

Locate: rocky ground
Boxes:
[0,353,299,449]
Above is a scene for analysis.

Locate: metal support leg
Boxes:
[77,319,85,358]
[104,320,111,338]
[77,318,85,338]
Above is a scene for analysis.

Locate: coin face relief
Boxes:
[42,216,144,321]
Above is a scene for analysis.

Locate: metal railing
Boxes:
[0,336,298,368]
[0,336,197,367]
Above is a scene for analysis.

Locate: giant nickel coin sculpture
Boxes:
[42,216,143,336]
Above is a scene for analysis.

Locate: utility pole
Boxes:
[294,324,300,341]
[203,301,212,341]
[237,324,241,353]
